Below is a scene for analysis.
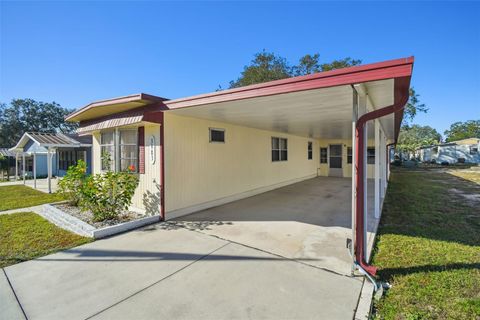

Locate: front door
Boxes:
[329,144,343,177]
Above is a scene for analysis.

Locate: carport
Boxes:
[171,176,377,276]
[163,57,414,280]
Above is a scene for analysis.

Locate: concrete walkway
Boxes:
[0,205,44,215]
[0,178,59,193]
[3,224,365,320]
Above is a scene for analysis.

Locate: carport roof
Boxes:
[165,57,413,141]
[165,57,413,109]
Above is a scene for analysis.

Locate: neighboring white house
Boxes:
[417,138,480,164]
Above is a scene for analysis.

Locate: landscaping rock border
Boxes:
[40,203,160,239]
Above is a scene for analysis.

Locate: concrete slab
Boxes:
[0,270,25,320]
[91,242,363,320]
[173,177,379,275]
[4,226,227,320]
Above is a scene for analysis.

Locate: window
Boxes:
[308,142,313,160]
[320,148,328,163]
[209,128,225,143]
[470,146,478,155]
[120,130,138,172]
[59,150,76,171]
[272,137,288,162]
[347,147,352,164]
[100,131,115,171]
[367,147,375,164]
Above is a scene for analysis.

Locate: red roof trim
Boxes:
[165,57,414,109]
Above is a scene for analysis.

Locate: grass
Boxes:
[0,185,65,211]
[0,212,92,268]
[372,167,480,319]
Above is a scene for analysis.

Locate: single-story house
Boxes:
[66,57,414,277]
[417,137,480,164]
[9,132,92,192]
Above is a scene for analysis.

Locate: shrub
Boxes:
[58,160,88,206]
[80,170,138,221]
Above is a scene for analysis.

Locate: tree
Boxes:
[229,51,291,88]
[403,88,428,125]
[444,120,480,142]
[397,124,441,155]
[0,99,78,147]
[229,51,361,88]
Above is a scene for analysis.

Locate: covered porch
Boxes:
[9,132,92,193]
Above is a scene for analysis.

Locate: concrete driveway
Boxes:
[172,176,378,276]
[2,177,376,320]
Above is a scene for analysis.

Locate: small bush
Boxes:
[58,160,88,206]
[79,170,138,221]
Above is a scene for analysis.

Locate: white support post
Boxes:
[47,148,52,194]
[33,152,37,189]
[363,122,368,258]
[374,120,380,219]
[22,153,26,185]
[351,89,358,268]
[15,152,18,181]
[382,133,387,197]
[359,94,368,260]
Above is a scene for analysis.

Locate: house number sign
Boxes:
[149,135,156,164]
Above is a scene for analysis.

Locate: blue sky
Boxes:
[1,1,479,137]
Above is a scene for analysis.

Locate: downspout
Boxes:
[354,77,410,278]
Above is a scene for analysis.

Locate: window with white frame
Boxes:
[308,142,313,160]
[120,130,138,172]
[470,146,478,155]
[100,131,115,171]
[272,137,288,162]
[100,129,138,172]
[347,147,352,164]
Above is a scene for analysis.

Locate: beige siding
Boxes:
[130,124,161,214]
[164,113,318,216]
[90,124,161,215]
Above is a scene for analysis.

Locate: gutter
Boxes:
[354,76,411,278]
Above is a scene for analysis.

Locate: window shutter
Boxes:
[138,126,145,174]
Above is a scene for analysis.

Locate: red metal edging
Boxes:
[354,76,411,277]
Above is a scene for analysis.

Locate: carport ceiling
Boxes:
[167,79,395,140]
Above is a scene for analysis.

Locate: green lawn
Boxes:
[372,167,480,319]
[0,185,65,211]
[0,212,91,268]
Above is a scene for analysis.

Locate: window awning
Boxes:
[76,106,164,134]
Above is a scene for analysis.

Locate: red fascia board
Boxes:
[165,57,414,109]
